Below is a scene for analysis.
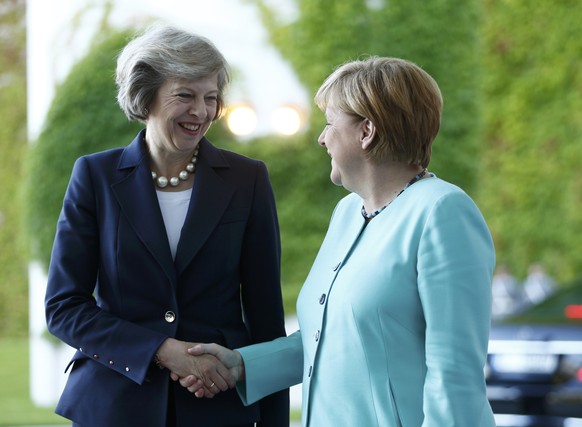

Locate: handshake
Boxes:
[156,338,244,398]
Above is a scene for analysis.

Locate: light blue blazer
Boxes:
[236,176,497,426]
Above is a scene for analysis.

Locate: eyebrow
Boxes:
[173,86,219,95]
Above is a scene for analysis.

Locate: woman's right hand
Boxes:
[178,343,245,397]
[156,338,235,395]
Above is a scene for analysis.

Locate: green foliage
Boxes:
[23,30,143,268]
[479,0,582,282]
[254,0,483,193]
[0,0,28,337]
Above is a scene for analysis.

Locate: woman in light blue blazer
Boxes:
[182,57,497,426]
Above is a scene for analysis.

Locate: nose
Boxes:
[317,128,326,147]
[188,98,206,118]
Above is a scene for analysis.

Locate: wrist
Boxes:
[155,338,177,369]
[235,350,246,381]
[153,353,164,370]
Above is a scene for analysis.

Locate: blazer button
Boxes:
[332,262,341,271]
[319,294,326,305]
[314,330,320,342]
[164,311,176,323]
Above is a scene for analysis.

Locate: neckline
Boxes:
[361,169,431,220]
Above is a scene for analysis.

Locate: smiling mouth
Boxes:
[180,123,202,132]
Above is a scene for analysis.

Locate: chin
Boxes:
[330,173,343,187]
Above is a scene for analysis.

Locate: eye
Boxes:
[176,93,193,100]
[205,95,218,102]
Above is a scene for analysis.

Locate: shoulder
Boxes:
[201,140,270,187]
[80,129,145,167]
[414,176,466,198]
[81,147,126,165]
[385,176,491,241]
[202,138,263,168]
[407,176,480,212]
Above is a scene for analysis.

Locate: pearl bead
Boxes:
[151,147,199,189]
[156,176,168,188]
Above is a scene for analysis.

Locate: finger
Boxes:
[179,375,198,388]
[213,378,229,392]
[187,343,218,356]
[180,376,211,399]
[191,384,215,398]
[212,365,234,390]
[194,388,215,398]
[170,372,179,382]
[187,344,206,355]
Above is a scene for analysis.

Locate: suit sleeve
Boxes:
[236,331,304,405]
[45,157,167,385]
[417,191,495,426]
[238,160,290,426]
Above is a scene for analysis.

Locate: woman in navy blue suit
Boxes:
[44,25,288,427]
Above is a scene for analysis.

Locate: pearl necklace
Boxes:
[151,147,199,188]
[361,169,428,219]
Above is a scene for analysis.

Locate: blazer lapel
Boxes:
[111,131,176,285]
[174,139,234,276]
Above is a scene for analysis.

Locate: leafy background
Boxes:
[2,0,582,424]
[0,0,582,336]
[2,0,582,340]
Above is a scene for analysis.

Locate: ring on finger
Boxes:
[209,382,215,389]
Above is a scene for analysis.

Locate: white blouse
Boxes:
[156,188,192,259]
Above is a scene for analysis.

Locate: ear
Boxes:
[360,118,377,150]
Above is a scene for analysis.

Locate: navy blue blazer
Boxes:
[45,130,289,427]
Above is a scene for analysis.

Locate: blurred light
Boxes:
[271,105,303,136]
[227,105,257,136]
[565,305,582,319]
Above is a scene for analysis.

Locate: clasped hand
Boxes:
[160,339,244,398]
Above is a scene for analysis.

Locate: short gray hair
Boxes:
[116,25,231,123]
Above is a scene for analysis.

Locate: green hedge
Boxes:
[11,1,582,338]
[478,0,582,282]
[256,0,483,193]
[23,30,143,267]
[0,0,28,337]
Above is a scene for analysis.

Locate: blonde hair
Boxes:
[315,57,442,167]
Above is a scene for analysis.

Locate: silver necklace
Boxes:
[361,169,427,219]
[151,147,199,188]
